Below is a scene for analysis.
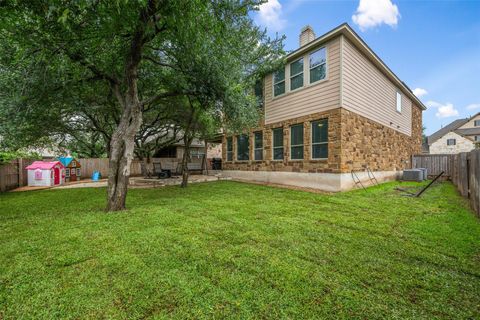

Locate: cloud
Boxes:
[352,0,400,31]
[412,88,428,97]
[466,103,480,111]
[255,0,286,32]
[426,100,459,118]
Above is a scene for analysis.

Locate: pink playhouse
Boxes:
[26,161,65,187]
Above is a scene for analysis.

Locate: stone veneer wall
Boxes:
[339,104,422,171]
[222,108,343,173]
[222,105,422,174]
[429,131,475,155]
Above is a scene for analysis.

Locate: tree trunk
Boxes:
[181,135,193,188]
[140,156,153,178]
[106,104,143,211]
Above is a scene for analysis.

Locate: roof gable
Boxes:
[427,118,469,145]
[58,157,74,167]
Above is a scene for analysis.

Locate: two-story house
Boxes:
[427,113,480,154]
[222,23,425,191]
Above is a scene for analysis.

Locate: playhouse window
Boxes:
[65,168,70,177]
[71,161,76,167]
[34,169,42,180]
[76,168,81,176]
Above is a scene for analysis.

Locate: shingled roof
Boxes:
[455,127,480,136]
[428,112,480,145]
[427,118,468,145]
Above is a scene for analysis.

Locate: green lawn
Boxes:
[0,181,479,319]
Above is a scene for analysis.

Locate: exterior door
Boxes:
[54,167,60,185]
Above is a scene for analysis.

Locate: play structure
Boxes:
[26,161,65,187]
[58,157,82,182]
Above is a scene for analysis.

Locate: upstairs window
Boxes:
[475,135,480,142]
[237,134,249,161]
[272,128,284,160]
[310,48,326,83]
[474,120,480,127]
[447,138,456,146]
[254,131,263,161]
[290,58,304,91]
[290,124,304,160]
[254,80,263,108]
[226,137,233,161]
[273,69,285,96]
[396,92,402,113]
[312,119,329,159]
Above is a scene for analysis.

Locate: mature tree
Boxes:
[172,96,221,188]
[0,0,284,211]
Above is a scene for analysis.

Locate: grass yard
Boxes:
[0,181,479,319]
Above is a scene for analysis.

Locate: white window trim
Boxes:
[273,69,286,97]
[309,47,327,84]
[65,168,70,177]
[254,131,263,161]
[447,138,456,146]
[271,45,329,101]
[290,124,304,161]
[289,58,304,92]
[311,120,328,160]
[396,91,402,113]
[272,128,284,161]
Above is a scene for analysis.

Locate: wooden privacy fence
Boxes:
[0,159,35,192]
[413,150,480,217]
[411,154,453,178]
[1,157,204,192]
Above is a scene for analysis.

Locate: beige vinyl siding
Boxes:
[342,38,412,136]
[459,114,480,129]
[264,37,341,124]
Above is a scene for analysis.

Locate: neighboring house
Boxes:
[222,23,425,191]
[427,113,480,154]
[152,138,207,171]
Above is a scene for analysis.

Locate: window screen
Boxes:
[290,124,304,160]
[312,119,328,159]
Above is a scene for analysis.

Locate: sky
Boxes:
[252,0,480,135]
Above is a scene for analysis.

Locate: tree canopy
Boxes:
[0,0,284,210]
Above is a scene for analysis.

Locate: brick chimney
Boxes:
[299,25,315,47]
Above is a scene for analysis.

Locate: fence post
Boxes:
[18,158,24,187]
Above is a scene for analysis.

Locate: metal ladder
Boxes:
[351,167,379,191]
[366,166,379,186]
[351,170,366,190]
